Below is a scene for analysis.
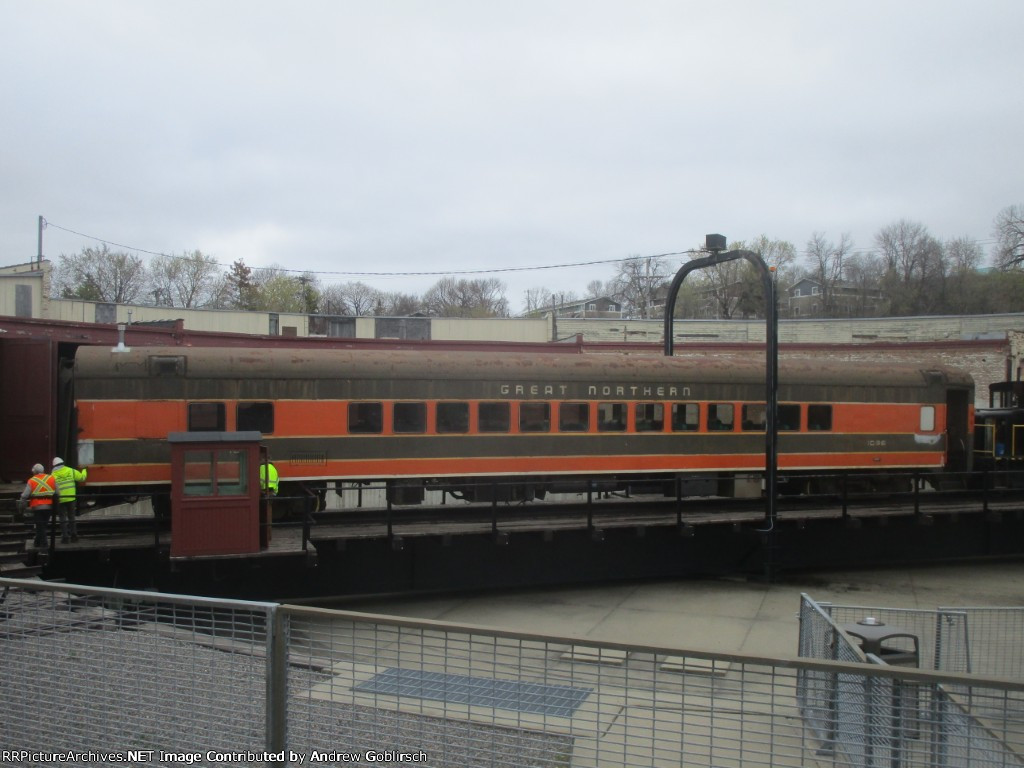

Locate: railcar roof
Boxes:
[74,346,974,389]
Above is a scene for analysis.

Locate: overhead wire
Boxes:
[41,216,1005,284]
[41,218,699,280]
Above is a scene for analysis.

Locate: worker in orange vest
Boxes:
[19,463,60,548]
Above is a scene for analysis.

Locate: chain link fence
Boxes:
[3,577,1024,767]
[798,594,1024,767]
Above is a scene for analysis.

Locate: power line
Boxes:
[41,217,697,279]
[41,216,1002,282]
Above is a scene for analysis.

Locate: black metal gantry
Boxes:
[662,235,780,576]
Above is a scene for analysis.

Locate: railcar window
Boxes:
[394,402,426,434]
[671,402,700,431]
[479,402,511,432]
[708,403,734,431]
[437,402,470,433]
[237,402,274,434]
[742,404,767,431]
[349,402,383,434]
[808,404,832,431]
[188,402,225,432]
[635,403,664,432]
[920,405,936,432]
[559,402,590,432]
[598,402,627,432]
[778,404,801,431]
[519,402,551,433]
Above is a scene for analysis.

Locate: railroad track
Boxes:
[3,486,1022,559]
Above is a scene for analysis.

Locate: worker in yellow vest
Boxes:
[52,457,87,543]
[259,461,279,496]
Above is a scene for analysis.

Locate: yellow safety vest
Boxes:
[259,463,279,494]
[52,464,87,500]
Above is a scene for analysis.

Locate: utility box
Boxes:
[169,431,264,557]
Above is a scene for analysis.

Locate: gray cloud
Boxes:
[2,1,1021,309]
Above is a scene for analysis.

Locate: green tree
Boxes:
[226,259,258,310]
[251,267,312,313]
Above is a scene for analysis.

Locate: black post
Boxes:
[662,237,780,539]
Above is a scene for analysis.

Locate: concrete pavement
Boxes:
[333,559,1024,658]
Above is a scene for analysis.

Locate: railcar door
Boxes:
[945,389,971,472]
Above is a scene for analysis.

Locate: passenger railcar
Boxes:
[66,346,974,505]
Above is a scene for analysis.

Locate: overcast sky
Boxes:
[2,1,1021,312]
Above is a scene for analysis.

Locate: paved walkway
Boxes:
[335,559,1024,658]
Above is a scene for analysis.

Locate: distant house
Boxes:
[537,296,623,319]
[787,278,885,318]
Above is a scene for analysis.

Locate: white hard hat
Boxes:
[52,457,64,467]
[32,463,45,474]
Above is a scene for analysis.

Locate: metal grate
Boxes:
[354,667,591,717]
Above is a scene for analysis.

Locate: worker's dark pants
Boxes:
[33,504,54,547]
[57,499,78,541]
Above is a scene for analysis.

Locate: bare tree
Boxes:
[744,235,798,315]
[422,277,510,317]
[340,281,383,315]
[149,250,226,308]
[687,241,749,319]
[844,251,886,316]
[376,291,421,316]
[522,286,552,315]
[944,236,986,314]
[805,232,854,316]
[993,204,1024,269]
[609,255,672,319]
[53,244,148,304]
[874,220,944,315]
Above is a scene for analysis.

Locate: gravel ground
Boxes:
[0,595,571,767]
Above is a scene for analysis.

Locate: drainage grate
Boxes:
[354,668,591,718]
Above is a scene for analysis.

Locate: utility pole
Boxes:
[37,215,44,268]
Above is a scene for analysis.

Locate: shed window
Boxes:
[182,449,247,497]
